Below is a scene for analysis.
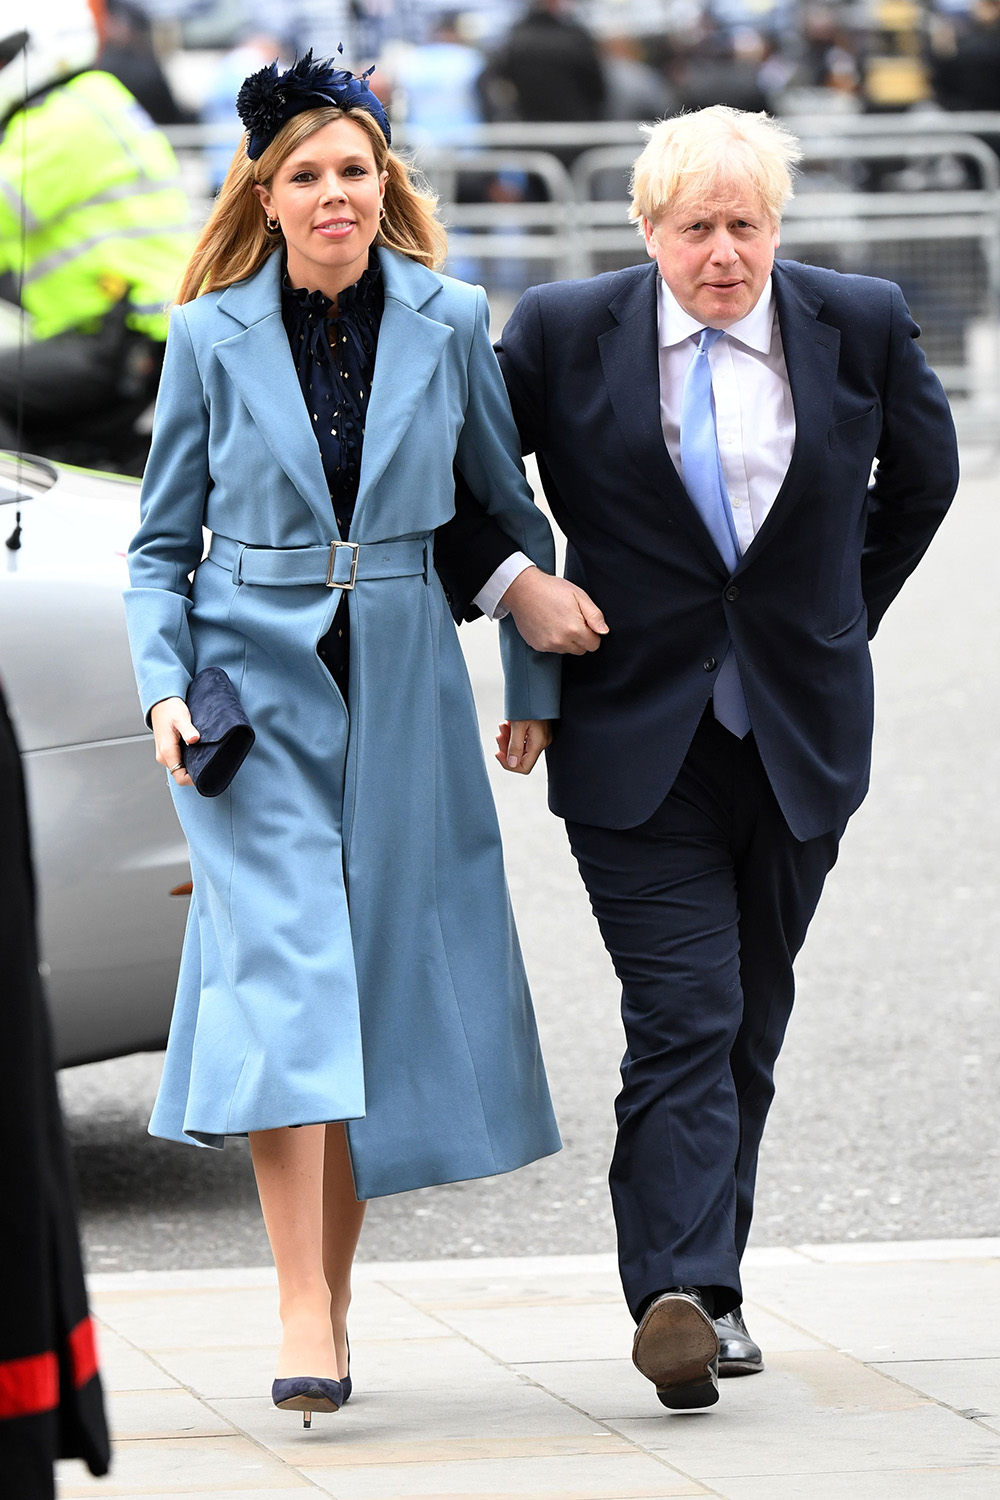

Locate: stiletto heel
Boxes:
[340,1334,352,1404]
[271,1375,343,1427]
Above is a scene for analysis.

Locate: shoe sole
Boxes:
[633,1295,720,1409]
[273,1393,340,1414]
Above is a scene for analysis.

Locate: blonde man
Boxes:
[495,107,958,1410]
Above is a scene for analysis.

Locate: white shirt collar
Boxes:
[656,274,775,355]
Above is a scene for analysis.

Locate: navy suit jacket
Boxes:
[496,259,959,840]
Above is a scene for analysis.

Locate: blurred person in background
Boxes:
[97,0,191,125]
[392,10,484,142]
[0,682,110,1496]
[932,0,1000,143]
[390,11,489,280]
[479,0,606,136]
[601,34,675,122]
[0,0,191,471]
[202,29,290,194]
[932,0,1000,169]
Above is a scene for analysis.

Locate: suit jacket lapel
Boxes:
[599,265,734,575]
[351,249,452,534]
[214,256,334,537]
[741,262,840,565]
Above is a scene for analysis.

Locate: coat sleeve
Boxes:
[493,285,545,458]
[453,285,560,722]
[861,282,959,636]
[433,465,520,625]
[123,305,211,719]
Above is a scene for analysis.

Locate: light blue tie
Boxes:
[680,327,750,739]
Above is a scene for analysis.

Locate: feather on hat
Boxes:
[236,48,391,160]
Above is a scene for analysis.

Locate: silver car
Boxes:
[1,451,188,1066]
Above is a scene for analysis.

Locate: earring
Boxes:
[378,206,386,221]
[265,214,282,236]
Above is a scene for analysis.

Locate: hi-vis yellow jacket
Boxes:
[0,70,191,341]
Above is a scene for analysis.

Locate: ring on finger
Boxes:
[167,762,184,774]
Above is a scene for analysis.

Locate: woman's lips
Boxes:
[315,220,355,239]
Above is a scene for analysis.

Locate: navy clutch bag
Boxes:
[182,667,255,797]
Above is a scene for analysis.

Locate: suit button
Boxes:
[703,657,717,672]
[724,584,740,602]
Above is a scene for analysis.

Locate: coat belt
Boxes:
[207,533,431,589]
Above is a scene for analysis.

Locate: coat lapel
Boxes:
[350,250,452,534]
[598,265,732,575]
[214,256,334,537]
[740,262,840,565]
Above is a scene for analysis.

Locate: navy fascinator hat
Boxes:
[236,47,391,160]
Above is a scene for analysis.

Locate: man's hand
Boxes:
[150,696,200,788]
[496,719,553,774]
[501,566,608,654]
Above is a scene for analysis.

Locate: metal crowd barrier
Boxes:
[164,113,1000,433]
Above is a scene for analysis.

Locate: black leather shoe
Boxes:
[715,1307,764,1376]
[632,1288,720,1409]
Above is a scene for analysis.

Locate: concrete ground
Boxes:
[59,1238,1000,1499]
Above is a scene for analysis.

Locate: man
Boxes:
[0,1,190,467]
[493,106,959,1410]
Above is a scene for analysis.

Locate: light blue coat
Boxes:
[124,248,561,1198]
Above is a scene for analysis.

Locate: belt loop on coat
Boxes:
[422,535,432,583]
[230,543,245,586]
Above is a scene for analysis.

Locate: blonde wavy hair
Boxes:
[177,105,447,304]
[629,106,802,230]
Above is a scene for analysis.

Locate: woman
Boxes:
[125,51,593,1426]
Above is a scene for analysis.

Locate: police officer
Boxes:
[0,0,191,469]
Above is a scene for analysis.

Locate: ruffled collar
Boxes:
[281,258,383,320]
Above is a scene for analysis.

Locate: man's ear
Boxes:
[642,216,657,260]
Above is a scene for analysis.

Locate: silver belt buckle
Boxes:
[326,540,360,589]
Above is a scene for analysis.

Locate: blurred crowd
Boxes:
[98,0,1000,149]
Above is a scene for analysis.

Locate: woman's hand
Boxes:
[495,719,553,774]
[500,567,608,655]
[150,696,200,788]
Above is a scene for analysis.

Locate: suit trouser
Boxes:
[566,707,843,1323]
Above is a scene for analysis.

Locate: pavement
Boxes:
[58,1238,1000,1499]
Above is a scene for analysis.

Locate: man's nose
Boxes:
[709,232,738,262]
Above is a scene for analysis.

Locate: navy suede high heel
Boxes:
[271,1375,343,1429]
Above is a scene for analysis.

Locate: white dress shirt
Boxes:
[478,271,797,620]
[656,276,795,553]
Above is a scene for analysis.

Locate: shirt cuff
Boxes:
[474,552,535,620]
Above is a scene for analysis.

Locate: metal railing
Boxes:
[164,113,1000,431]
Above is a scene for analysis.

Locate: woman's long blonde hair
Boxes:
[177,106,447,304]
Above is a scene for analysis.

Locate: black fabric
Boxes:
[280,261,520,698]
[0,307,161,455]
[183,666,255,796]
[567,710,842,1323]
[0,687,110,1494]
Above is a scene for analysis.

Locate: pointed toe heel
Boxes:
[271,1375,344,1429]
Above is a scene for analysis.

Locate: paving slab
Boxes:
[56,1240,1000,1500]
[872,1357,1000,1432]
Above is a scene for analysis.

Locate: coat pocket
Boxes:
[827,404,879,447]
